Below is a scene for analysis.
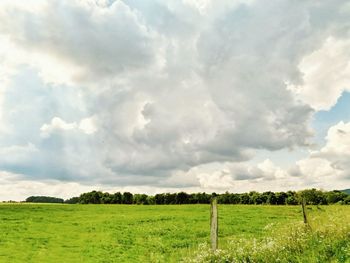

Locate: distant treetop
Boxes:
[25,196,64,203]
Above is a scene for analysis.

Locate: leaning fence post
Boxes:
[210,197,218,251]
[301,197,308,224]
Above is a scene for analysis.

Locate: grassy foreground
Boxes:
[0,204,348,262]
[188,206,350,263]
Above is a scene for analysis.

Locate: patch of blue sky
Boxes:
[251,92,350,168]
[312,91,350,144]
[1,66,87,146]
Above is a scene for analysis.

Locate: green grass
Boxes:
[188,206,350,263]
[0,204,347,262]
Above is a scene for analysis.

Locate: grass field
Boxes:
[0,204,348,262]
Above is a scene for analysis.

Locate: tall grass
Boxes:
[186,206,350,263]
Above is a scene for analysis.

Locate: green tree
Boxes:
[240,193,251,204]
[78,191,103,204]
[164,193,176,204]
[300,189,327,205]
[285,191,298,205]
[122,192,133,204]
[134,194,148,205]
[26,196,64,203]
[101,192,112,204]
[111,192,122,204]
[176,192,189,204]
[64,197,79,204]
[155,194,165,204]
[146,195,155,205]
[326,190,348,204]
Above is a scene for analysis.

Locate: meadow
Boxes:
[0,204,348,262]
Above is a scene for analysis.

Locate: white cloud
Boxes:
[318,121,350,157]
[290,121,350,188]
[0,0,162,86]
[0,171,95,201]
[40,117,77,138]
[173,159,292,192]
[290,37,350,111]
[0,0,349,198]
[197,169,235,189]
[79,116,98,135]
[0,143,38,163]
[182,0,255,16]
[256,159,288,180]
[40,116,97,138]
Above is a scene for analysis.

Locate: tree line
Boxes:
[25,196,64,203]
[26,188,350,205]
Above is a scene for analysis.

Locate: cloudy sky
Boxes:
[0,0,349,200]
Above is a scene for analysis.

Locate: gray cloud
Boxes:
[0,0,160,82]
[0,0,349,189]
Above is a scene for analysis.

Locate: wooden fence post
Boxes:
[301,197,308,224]
[210,197,218,251]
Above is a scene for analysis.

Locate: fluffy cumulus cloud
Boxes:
[291,121,350,189]
[40,116,97,137]
[290,37,350,111]
[0,0,349,199]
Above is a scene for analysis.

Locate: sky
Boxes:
[0,0,349,200]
